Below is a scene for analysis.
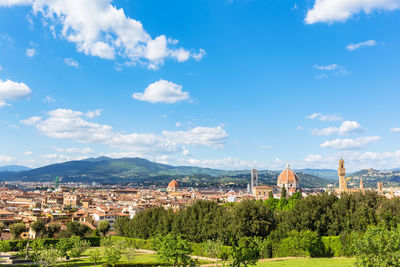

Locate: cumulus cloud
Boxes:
[0,79,32,106]
[346,40,377,51]
[24,151,33,155]
[300,150,400,170]
[0,0,205,69]
[305,0,400,24]
[390,127,400,133]
[25,48,36,57]
[28,108,228,156]
[85,109,102,118]
[133,80,189,104]
[0,155,13,163]
[20,116,42,125]
[307,113,342,122]
[312,120,364,136]
[320,136,381,150]
[64,58,79,68]
[163,126,228,148]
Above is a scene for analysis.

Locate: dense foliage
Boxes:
[114,191,400,264]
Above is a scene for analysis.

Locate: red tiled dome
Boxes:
[168,180,179,188]
[277,163,299,186]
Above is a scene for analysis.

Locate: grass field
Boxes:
[257,257,355,267]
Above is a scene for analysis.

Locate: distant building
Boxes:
[253,185,274,199]
[167,180,179,192]
[277,163,300,193]
[249,169,258,194]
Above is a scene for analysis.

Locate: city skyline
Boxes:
[0,0,400,171]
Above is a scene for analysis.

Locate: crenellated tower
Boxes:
[338,158,348,191]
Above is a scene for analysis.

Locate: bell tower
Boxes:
[338,158,347,191]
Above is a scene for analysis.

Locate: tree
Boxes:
[0,240,11,255]
[89,249,102,267]
[355,226,400,266]
[281,186,287,199]
[45,223,61,238]
[97,220,110,237]
[153,234,193,266]
[0,222,5,239]
[10,222,26,239]
[103,247,122,267]
[31,220,46,238]
[56,238,74,258]
[38,248,59,267]
[66,222,91,237]
[204,240,224,266]
[68,237,90,264]
[268,191,274,199]
[229,237,260,267]
[114,217,129,236]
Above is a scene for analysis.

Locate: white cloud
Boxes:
[25,48,36,57]
[320,135,381,150]
[24,151,33,155]
[0,65,3,71]
[346,40,377,51]
[0,155,13,163]
[43,96,55,102]
[312,126,338,136]
[192,48,206,61]
[85,109,102,118]
[20,116,42,125]
[312,120,364,136]
[176,122,182,127]
[0,79,32,106]
[0,0,32,6]
[307,113,342,122]
[163,126,228,148]
[305,0,400,24]
[390,127,400,133]
[296,126,304,131]
[1,0,204,69]
[304,154,323,163]
[314,64,339,71]
[64,58,79,68]
[28,108,228,156]
[133,80,189,104]
[53,146,93,154]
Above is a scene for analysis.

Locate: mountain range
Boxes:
[0,157,331,187]
[1,157,399,188]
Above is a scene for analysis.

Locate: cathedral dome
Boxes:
[277,163,299,190]
[167,180,179,191]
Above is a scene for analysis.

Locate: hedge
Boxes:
[321,236,343,257]
[4,237,101,252]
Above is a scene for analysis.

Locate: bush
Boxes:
[109,236,152,250]
[354,226,400,266]
[321,236,343,257]
[276,230,325,258]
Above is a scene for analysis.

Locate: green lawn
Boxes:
[256,257,355,267]
[57,253,164,266]
[57,250,211,266]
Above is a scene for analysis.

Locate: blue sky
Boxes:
[0,0,399,171]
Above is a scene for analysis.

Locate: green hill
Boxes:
[0,157,330,187]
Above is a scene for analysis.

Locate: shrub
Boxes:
[276,230,325,258]
[321,236,343,257]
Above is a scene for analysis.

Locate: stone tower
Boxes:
[250,169,258,194]
[338,158,347,191]
[360,177,364,191]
